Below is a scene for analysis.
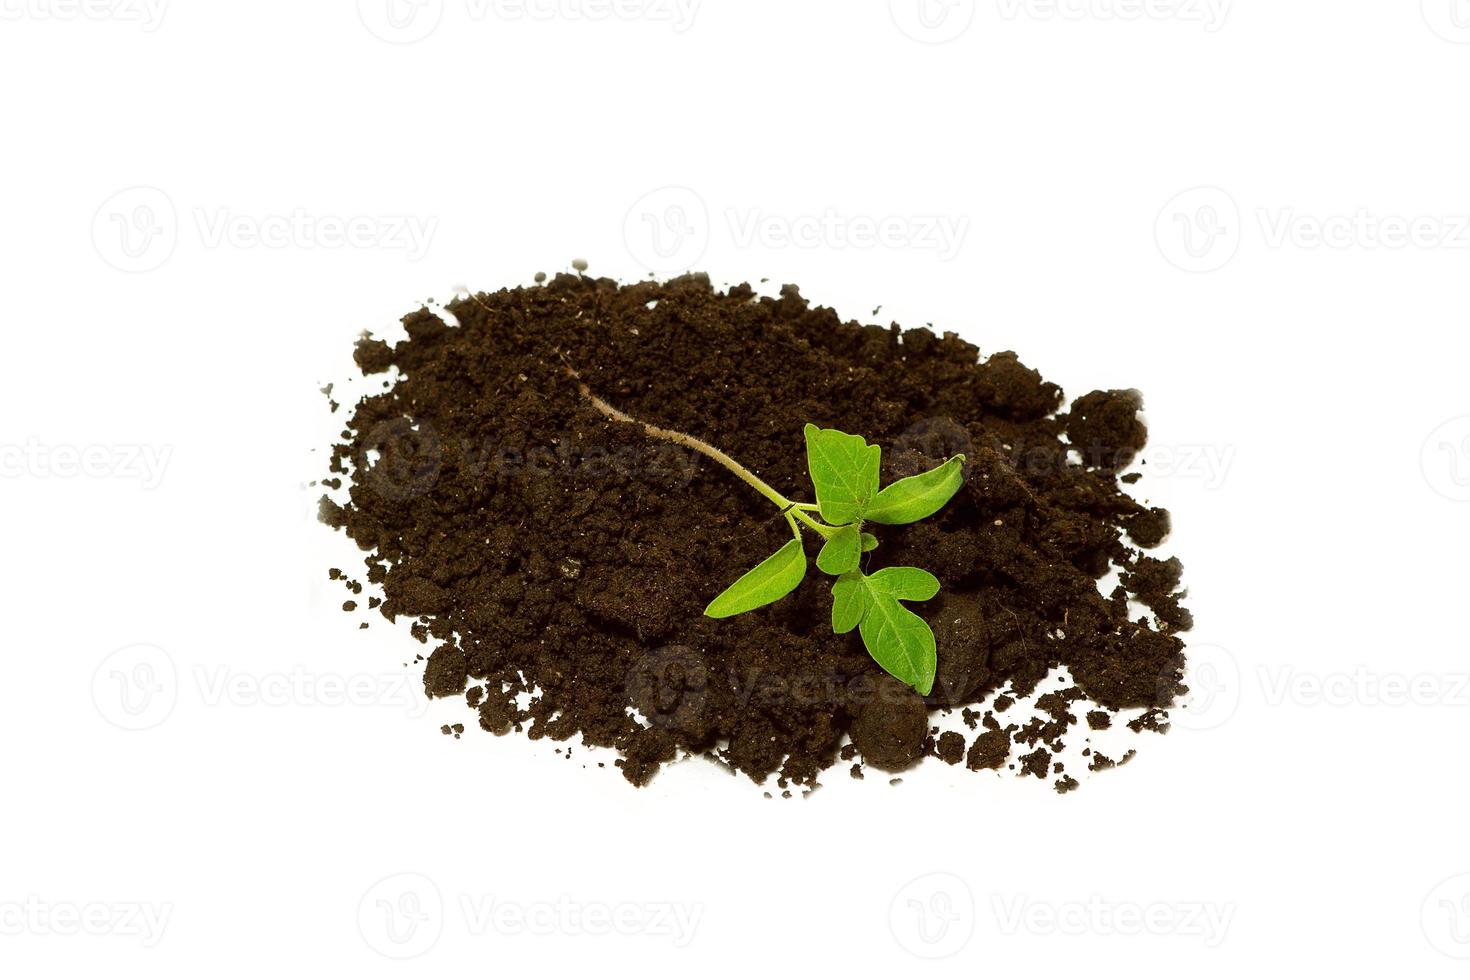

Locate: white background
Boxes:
[3,0,1469,975]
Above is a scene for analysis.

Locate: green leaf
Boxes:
[858,594,937,696]
[804,424,880,525]
[864,455,966,525]
[860,532,878,552]
[830,571,869,633]
[865,566,940,602]
[816,524,862,575]
[704,538,807,619]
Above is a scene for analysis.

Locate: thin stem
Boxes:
[568,369,793,511]
[790,508,839,539]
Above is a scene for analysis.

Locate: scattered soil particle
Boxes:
[966,727,1014,771]
[1063,389,1147,472]
[1121,555,1194,632]
[1018,747,1052,779]
[1055,775,1080,794]
[1127,708,1172,734]
[320,273,1189,789]
[1086,710,1112,730]
[935,731,966,765]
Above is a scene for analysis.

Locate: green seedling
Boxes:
[567,370,964,697]
[703,424,965,696]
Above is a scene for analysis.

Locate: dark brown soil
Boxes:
[318,271,1189,789]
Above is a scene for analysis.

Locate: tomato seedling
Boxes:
[569,370,963,697]
[703,425,964,696]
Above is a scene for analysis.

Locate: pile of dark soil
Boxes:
[318,271,1190,791]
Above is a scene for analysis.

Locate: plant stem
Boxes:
[790,508,837,538]
[567,367,836,534]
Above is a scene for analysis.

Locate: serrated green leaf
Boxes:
[803,424,880,525]
[830,571,869,633]
[865,566,940,602]
[864,455,966,525]
[858,594,937,696]
[704,538,807,619]
[816,524,862,575]
[860,532,878,552]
